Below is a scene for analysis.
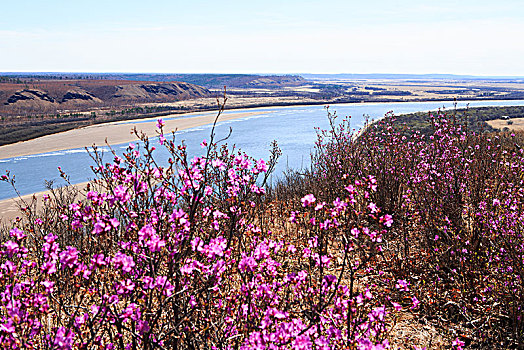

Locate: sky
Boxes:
[1,0,524,75]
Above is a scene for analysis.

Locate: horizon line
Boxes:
[1,72,524,79]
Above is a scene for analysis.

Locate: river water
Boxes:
[2,99,524,200]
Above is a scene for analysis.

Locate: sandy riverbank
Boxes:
[0,182,90,223]
[0,110,268,160]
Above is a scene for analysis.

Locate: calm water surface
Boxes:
[2,99,524,200]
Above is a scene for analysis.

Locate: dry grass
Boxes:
[388,312,449,349]
[487,117,524,131]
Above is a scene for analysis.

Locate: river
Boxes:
[2,99,524,200]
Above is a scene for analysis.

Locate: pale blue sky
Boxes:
[1,0,524,75]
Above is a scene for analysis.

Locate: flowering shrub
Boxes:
[303,108,524,347]
[0,106,398,349]
[4,103,522,348]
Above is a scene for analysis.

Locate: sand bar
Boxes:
[0,110,268,160]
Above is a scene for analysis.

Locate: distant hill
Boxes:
[95,74,308,88]
[0,80,210,116]
[0,73,308,89]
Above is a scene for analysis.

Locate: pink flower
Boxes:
[92,220,105,235]
[314,201,326,211]
[3,240,19,257]
[321,255,331,267]
[9,228,26,240]
[411,296,420,309]
[332,197,347,211]
[211,159,226,170]
[0,321,15,334]
[256,159,268,173]
[206,237,227,259]
[289,211,297,223]
[294,335,312,349]
[42,280,55,293]
[364,289,373,299]
[356,293,364,304]
[146,234,166,252]
[250,184,266,195]
[114,185,130,202]
[138,224,156,241]
[391,301,402,311]
[74,313,88,328]
[116,279,136,295]
[112,252,135,273]
[302,247,311,258]
[452,338,465,350]
[142,276,155,289]
[109,218,120,229]
[91,253,106,267]
[273,310,288,319]
[155,276,175,296]
[301,194,316,207]
[120,303,140,321]
[395,279,410,291]
[297,270,308,281]
[380,214,393,227]
[368,202,378,213]
[239,255,257,272]
[108,295,120,305]
[53,327,74,350]
[156,118,165,128]
[345,185,356,194]
[59,246,79,269]
[42,261,57,275]
[323,274,337,286]
[137,320,150,335]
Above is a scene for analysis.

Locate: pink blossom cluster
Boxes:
[312,107,524,346]
[0,120,401,349]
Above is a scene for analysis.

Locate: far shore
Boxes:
[0,110,268,160]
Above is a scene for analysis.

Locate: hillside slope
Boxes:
[0,80,211,116]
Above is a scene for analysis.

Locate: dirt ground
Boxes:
[487,117,524,131]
